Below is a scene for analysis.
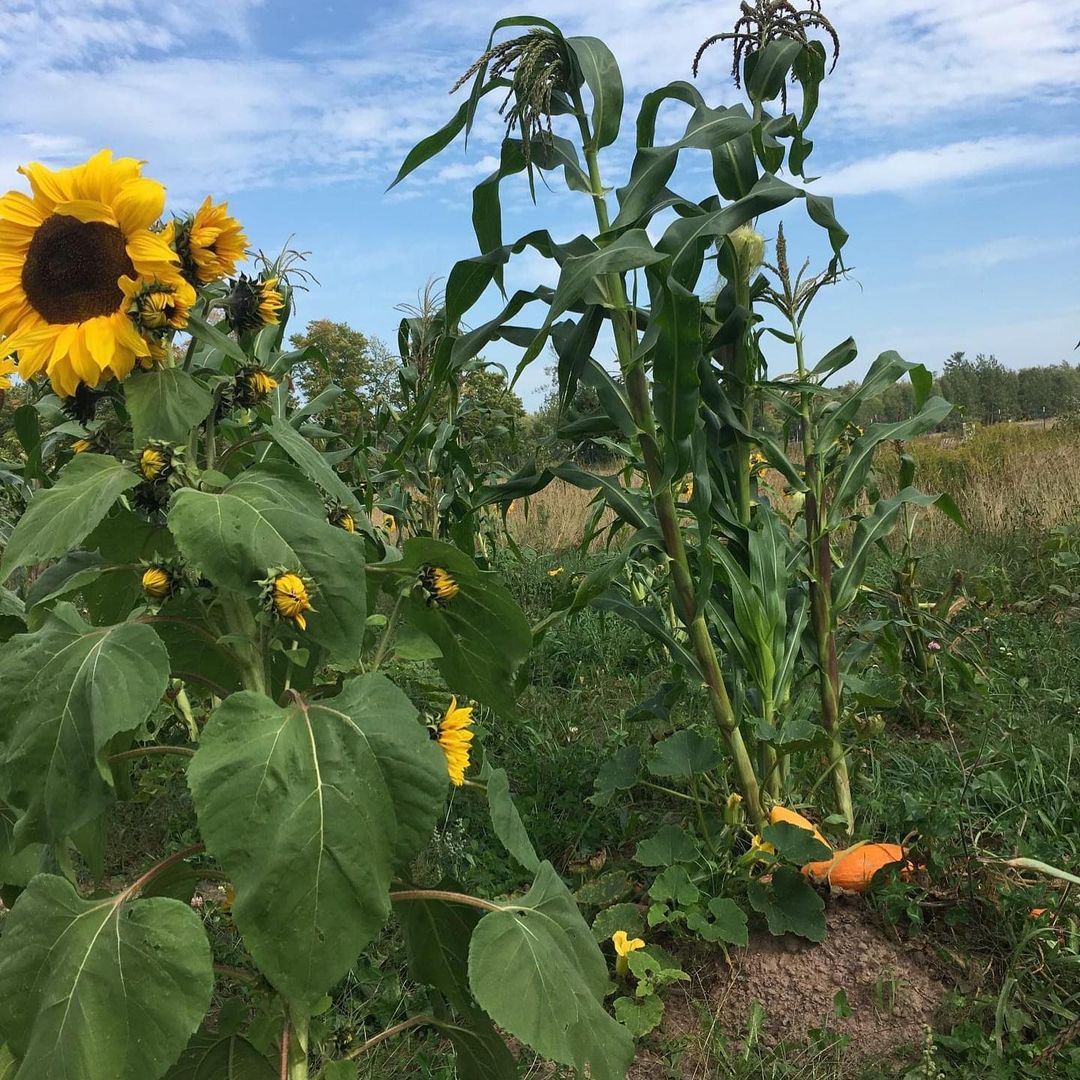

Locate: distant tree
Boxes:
[288,319,400,437]
[455,366,528,467]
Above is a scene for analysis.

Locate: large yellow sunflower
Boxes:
[0,150,182,397]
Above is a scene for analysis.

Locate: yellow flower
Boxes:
[166,196,247,284]
[0,150,183,396]
[420,565,458,606]
[724,792,744,825]
[221,884,237,913]
[269,572,313,631]
[236,365,279,406]
[138,444,170,481]
[381,513,396,533]
[437,696,474,786]
[749,450,767,477]
[222,274,285,334]
[121,275,195,334]
[71,437,93,454]
[0,356,16,390]
[141,565,174,600]
[678,479,693,500]
[750,834,775,856]
[612,930,645,957]
[612,930,645,977]
[328,505,356,533]
[547,567,564,578]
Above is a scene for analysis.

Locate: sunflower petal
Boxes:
[0,191,45,228]
[113,178,166,234]
[18,162,70,210]
[53,199,118,226]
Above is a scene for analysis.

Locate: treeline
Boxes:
[838,353,1080,430]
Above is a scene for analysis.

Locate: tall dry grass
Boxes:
[502,424,1080,552]
[891,423,1080,540]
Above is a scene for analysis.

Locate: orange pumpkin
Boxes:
[802,842,910,892]
[768,806,830,850]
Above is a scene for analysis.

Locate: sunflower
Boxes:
[327,505,356,533]
[0,357,15,390]
[122,275,194,335]
[266,571,313,631]
[437,697,474,786]
[221,274,285,334]
[138,442,173,482]
[0,150,184,396]
[419,565,459,606]
[234,365,278,406]
[141,564,176,601]
[166,197,247,285]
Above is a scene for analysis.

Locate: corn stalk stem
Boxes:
[794,327,853,832]
[573,97,764,827]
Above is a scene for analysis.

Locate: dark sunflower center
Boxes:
[22,214,135,324]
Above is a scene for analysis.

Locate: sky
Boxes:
[1,0,1078,407]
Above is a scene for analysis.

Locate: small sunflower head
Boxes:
[137,441,175,482]
[221,274,286,335]
[141,563,179,601]
[419,564,459,606]
[327,504,356,533]
[436,696,475,786]
[264,569,314,631]
[167,197,248,285]
[121,275,196,337]
[234,365,279,407]
[749,449,768,478]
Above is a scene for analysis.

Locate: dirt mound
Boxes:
[632,898,947,1078]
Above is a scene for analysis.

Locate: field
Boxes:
[0,8,1078,1080]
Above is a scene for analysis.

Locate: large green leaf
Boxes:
[647,272,701,443]
[0,874,212,1080]
[469,863,633,1080]
[125,368,214,447]
[188,676,444,1009]
[0,604,169,846]
[325,675,447,870]
[165,1029,275,1080]
[266,417,362,514]
[748,866,826,941]
[647,730,722,778]
[443,1010,519,1080]
[400,539,531,717]
[485,767,541,874]
[168,465,366,662]
[0,804,41,888]
[744,39,804,101]
[0,455,138,581]
[396,892,479,1013]
[634,825,700,867]
[568,37,623,149]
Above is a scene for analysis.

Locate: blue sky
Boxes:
[2,0,1078,406]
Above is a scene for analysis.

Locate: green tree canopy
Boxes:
[288,319,400,437]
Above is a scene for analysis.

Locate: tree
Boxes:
[288,319,400,437]
[455,367,528,467]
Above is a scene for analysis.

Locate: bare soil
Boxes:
[630,897,948,1079]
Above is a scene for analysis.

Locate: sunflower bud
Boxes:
[221,274,286,335]
[419,565,459,606]
[234,365,279,407]
[137,442,174,482]
[166,197,248,285]
[264,570,314,631]
[327,504,356,533]
[141,564,176,601]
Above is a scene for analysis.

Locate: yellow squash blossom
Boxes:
[167,196,247,284]
[0,150,184,396]
[612,930,645,977]
[420,565,459,606]
[437,697,474,786]
[269,572,313,631]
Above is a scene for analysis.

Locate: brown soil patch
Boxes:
[631,899,948,1079]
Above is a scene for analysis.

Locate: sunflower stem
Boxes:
[371,590,406,671]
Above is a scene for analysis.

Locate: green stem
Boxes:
[341,1015,436,1062]
[790,317,852,831]
[761,696,780,800]
[734,272,753,529]
[388,888,502,912]
[286,1009,309,1080]
[370,590,406,671]
[573,93,763,827]
[220,595,267,696]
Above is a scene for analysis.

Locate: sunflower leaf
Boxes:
[0,454,138,581]
[125,368,214,447]
[0,604,170,847]
[188,676,445,1009]
[0,875,212,1080]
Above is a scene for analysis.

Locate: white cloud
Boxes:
[820,135,1080,196]
[924,234,1080,271]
